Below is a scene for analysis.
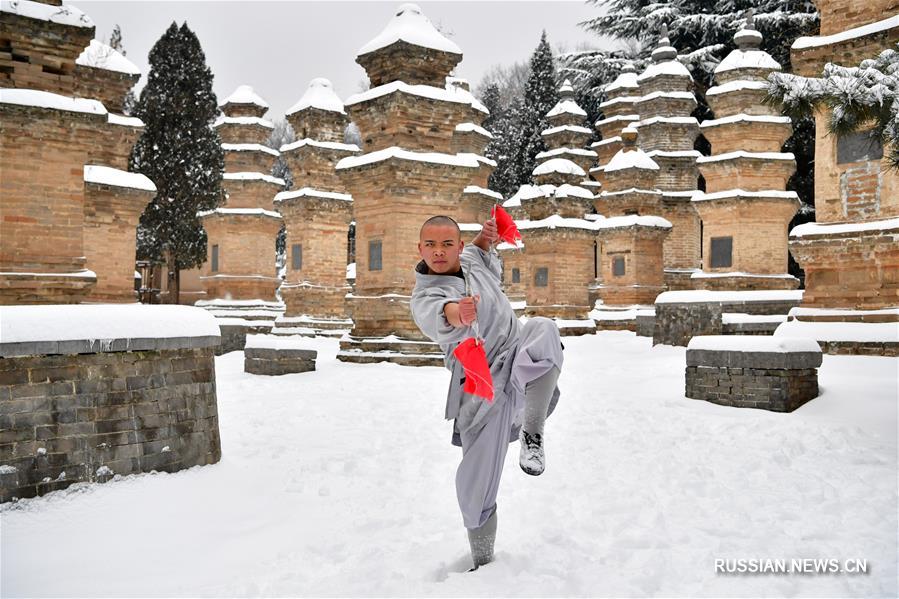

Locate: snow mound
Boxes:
[223,172,286,186]
[357,3,461,57]
[0,88,105,115]
[546,99,587,118]
[345,80,487,114]
[0,0,93,28]
[637,59,692,82]
[107,113,143,127]
[336,147,491,170]
[716,49,781,74]
[83,165,156,192]
[455,122,493,138]
[687,335,821,353]
[286,78,346,116]
[280,138,360,153]
[533,158,585,177]
[274,188,353,203]
[221,143,279,157]
[605,148,659,173]
[76,39,140,75]
[220,85,269,109]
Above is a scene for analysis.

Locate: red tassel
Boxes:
[491,204,522,246]
[452,338,494,402]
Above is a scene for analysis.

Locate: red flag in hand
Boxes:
[453,338,494,402]
[492,205,522,246]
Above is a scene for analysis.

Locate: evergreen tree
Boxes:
[266,118,295,191]
[486,96,527,198]
[519,31,559,187]
[107,24,137,115]
[130,22,224,303]
[479,83,501,132]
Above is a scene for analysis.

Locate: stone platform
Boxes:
[685,335,823,412]
[195,299,285,354]
[773,307,899,357]
[337,335,444,367]
[244,335,317,375]
[273,314,352,338]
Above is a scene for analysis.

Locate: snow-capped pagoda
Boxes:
[632,25,702,289]
[198,85,283,302]
[693,16,800,291]
[594,128,671,307]
[0,1,155,304]
[590,64,641,187]
[334,3,494,365]
[274,78,360,334]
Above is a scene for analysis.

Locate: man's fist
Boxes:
[480,218,499,244]
[459,295,479,326]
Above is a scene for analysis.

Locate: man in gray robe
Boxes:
[410,215,564,570]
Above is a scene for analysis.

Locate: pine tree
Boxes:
[130,22,224,304]
[266,118,295,191]
[479,83,501,132]
[486,96,527,198]
[519,31,559,187]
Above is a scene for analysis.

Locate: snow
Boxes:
[595,114,639,127]
[3,331,894,597]
[792,15,899,50]
[546,99,587,118]
[774,320,899,343]
[274,188,353,203]
[705,79,769,96]
[280,138,360,153]
[336,147,492,170]
[603,71,639,93]
[345,80,487,113]
[555,319,596,329]
[195,299,284,309]
[462,186,503,200]
[599,187,662,197]
[595,215,672,230]
[591,136,621,148]
[457,223,482,233]
[701,114,792,127]
[76,39,140,75]
[541,124,592,136]
[558,79,574,94]
[0,270,95,279]
[716,49,782,74]
[604,149,660,173]
[454,122,493,138]
[357,3,461,57]
[213,116,274,129]
[346,263,356,280]
[554,184,594,199]
[687,335,821,353]
[790,217,899,238]
[532,158,585,177]
[638,90,696,103]
[504,183,593,207]
[696,151,795,163]
[0,0,92,28]
[721,313,788,324]
[693,189,800,202]
[0,304,219,344]
[646,150,702,159]
[220,85,269,109]
[599,96,640,109]
[516,215,599,232]
[535,147,597,160]
[245,334,317,351]
[197,208,282,219]
[691,271,796,280]
[789,307,899,318]
[656,289,804,304]
[83,165,156,192]
[634,116,698,128]
[223,172,286,187]
[221,143,279,157]
[286,78,346,115]
[107,113,143,127]
[0,88,105,115]
[637,59,692,82]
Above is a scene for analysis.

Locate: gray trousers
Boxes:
[454,317,563,529]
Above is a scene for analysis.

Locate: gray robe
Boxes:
[410,244,564,529]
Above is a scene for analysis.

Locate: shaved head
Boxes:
[420,215,461,240]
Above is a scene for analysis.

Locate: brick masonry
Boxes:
[244,347,317,375]
[654,298,802,346]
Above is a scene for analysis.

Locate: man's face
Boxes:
[418,224,463,274]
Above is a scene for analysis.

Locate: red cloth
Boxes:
[492,204,522,246]
[452,338,494,402]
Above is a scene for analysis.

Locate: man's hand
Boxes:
[459,295,479,326]
[473,218,498,251]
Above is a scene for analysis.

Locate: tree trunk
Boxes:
[172,266,181,305]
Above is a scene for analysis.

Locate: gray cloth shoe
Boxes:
[519,366,560,476]
[519,428,545,476]
[466,507,497,571]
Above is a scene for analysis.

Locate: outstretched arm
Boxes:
[472,218,498,252]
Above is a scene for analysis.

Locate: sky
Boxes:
[77,0,612,120]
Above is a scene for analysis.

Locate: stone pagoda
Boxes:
[692,17,800,291]
[335,3,494,365]
[500,80,598,333]
[274,78,360,335]
[632,25,702,289]
[198,85,284,302]
[590,64,641,197]
[0,0,155,304]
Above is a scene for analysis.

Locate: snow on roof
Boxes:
[687,335,821,353]
[595,214,671,230]
[554,184,594,199]
[599,187,662,197]
[346,262,356,279]
[0,0,93,28]
[345,80,488,113]
[197,208,282,219]
[559,79,574,93]
[0,304,219,345]
[336,147,491,170]
[213,115,274,129]
[76,39,140,75]
[546,99,587,118]
[604,148,659,173]
[637,59,692,82]
[655,289,803,304]
[690,270,796,280]
[692,189,799,202]
[0,88,106,115]
[773,319,899,343]
[536,147,597,160]
[280,138,360,153]
[223,172,286,186]
[697,150,795,164]
[715,49,781,74]
[533,158,586,177]
[220,85,269,109]
[591,136,622,148]
[701,114,791,128]
[646,150,702,159]
[517,215,600,232]
[634,116,698,128]
[107,113,143,127]
[541,124,592,136]
[357,3,462,57]
[274,187,353,203]
[599,96,640,109]
[286,78,346,116]
[455,122,493,138]
[595,114,639,127]
[637,90,696,103]
[84,165,156,192]
[792,15,899,50]
[790,217,899,238]
[221,143,279,156]
[705,79,769,96]
[462,185,503,200]
[604,71,639,93]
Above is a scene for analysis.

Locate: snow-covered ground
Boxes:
[2,332,896,597]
